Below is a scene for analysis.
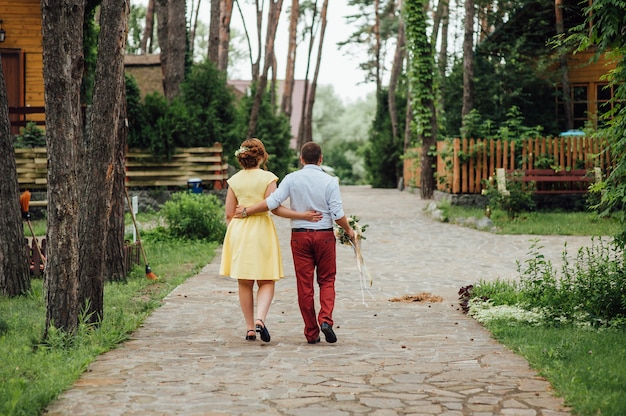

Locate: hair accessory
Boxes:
[235,146,250,157]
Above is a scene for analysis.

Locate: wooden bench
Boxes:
[495,168,601,195]
[522,169,597,194]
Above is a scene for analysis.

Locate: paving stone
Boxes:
[45,186,587,415]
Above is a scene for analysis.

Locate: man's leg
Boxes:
[291,233,319,342]
[313,232,337,327]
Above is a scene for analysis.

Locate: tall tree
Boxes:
[404,0,437,198]
[461,0,475,125]
[208,0,220,65]
[155,0,186,101]
[281,0,299,117]
[0,58,31,297]
[189,0,203,57]
[78,0,130,323]
[218,0,234,72]
[296,1,319,150]
[388,0,405,145]
[555,0,573,130]
[41,0,85,335]
[247,0,284,138]
[302,0,329,144]
[140,0,155,53]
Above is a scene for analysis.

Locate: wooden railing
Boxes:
[26,237,142,278]
[404,137,612,194]
[14,145,229,191]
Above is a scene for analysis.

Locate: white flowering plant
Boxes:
[334,215,368,245]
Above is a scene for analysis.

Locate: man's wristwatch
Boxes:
[242,207,248,218]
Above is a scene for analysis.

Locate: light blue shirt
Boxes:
[266,164,345,229]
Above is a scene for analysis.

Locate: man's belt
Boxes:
[291,228,334,232]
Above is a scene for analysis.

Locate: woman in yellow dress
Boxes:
[219,138,321,342]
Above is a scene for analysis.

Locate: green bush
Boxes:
[469,238,626,327]
[14,122,46,148]
[161,192,226,242]
[482,170,535,218]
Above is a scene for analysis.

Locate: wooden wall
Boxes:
[0,0,44,108]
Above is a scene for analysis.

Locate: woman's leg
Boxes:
[238,279,255,332]
[255,280,275,322]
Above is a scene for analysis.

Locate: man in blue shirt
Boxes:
[236,142,355,344]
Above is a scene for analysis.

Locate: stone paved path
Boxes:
[45,186,595,415]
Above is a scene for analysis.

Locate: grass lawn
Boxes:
[448,203,626,415]
[442,204,621,236]
[485,321,626,416]
[0,237,218,416]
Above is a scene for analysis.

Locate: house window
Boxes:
[572,85,588,129]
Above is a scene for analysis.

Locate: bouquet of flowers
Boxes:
[334,215,369,245]
[335,215,373,303]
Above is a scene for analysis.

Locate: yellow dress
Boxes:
[219,169,284,280]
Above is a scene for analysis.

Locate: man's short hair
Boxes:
[301,142,321,164]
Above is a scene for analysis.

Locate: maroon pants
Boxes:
[290,230,336,342]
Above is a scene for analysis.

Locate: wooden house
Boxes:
[0,0,44,135]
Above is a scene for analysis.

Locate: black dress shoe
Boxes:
[256,319,271,342]
[307,337,321,344]
[321,322,337,343]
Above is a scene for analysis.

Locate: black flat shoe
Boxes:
[321,322,337,343]
[245,330,256,341]
[307,337,321,344]
[256,319,271,342]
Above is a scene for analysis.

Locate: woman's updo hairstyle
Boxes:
[235,138,268,170]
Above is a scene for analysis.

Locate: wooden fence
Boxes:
[404,137,612,194]
[26,237,142,278]
[15,145,229,191]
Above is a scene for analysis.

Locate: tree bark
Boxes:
[106,97,128,283]
[218,0,234,73]
[303,0,328,144]
[374,0,382,95]
[41,0,85,336]
[0,58,31,297]
[461,0,475,124]
[247,0,283,138]
[281,0,299,117]
[208,0,220,66]
[388,5,405,143]
[297,1,318,151]
[189,0,202,57]
[140,0,155,54]
[555,0,573,130]
[78,0,129,324]
[156,0,186,101]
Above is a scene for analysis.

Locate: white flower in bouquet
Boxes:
[335,215,368,246]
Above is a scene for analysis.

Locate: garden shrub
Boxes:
[482,170,536,218]
[14,122,46,148]
[468,239,626,327]
[161,192,226,242]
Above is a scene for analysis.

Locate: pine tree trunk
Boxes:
[218,0,234,72]
[555,0,573,130]
[388,12,405,143]
[247,0,283,138]
[461,0,475,123]
[106,100,127,283]
[208,0,220,66]
[41,0,85,336]
[140,0,155,54]
[155,0,186,101]
[0,59,30,297]
[281,0,299,117]
[303,0,328,143]
[78,0,129,324]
